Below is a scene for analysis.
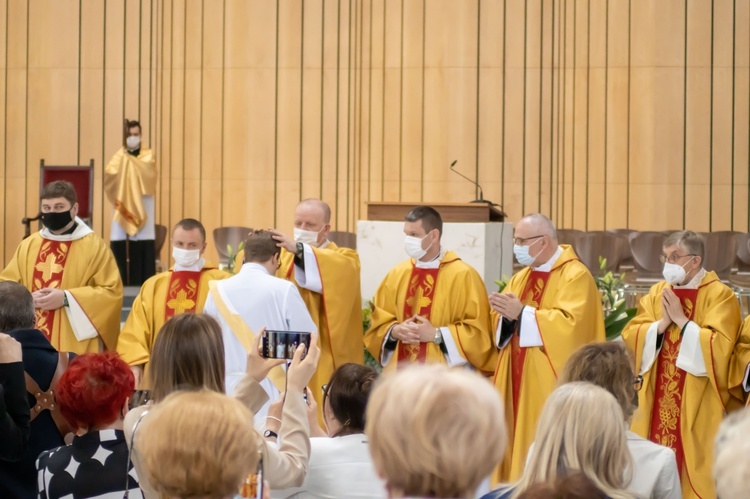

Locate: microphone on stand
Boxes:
[449,160,488,204]
[448,160,507,219]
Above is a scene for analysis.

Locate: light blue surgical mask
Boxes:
[513,237,543,267]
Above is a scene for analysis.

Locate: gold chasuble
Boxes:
[731,315,750,406]
[277,243,364,411]
[364,251,496,373]
[622,272,742,499]
[104,147,157,236]
[0,222,122,353]
[116,265,230,387]
[492,245,604,483]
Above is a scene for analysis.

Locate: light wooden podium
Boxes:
[357,202,514,300]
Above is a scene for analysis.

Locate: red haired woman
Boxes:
[36,352,142,498]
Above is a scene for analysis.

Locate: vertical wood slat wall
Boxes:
[0,0,748,267]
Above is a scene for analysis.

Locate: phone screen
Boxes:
[261,330,312,360]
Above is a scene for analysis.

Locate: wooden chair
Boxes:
[730,234,750,317]
[699,231,738,281]
[608,229,635,269]
[23,159,95,238]
[328,231,357,249]
[623,231,667,307]
[154,224,168,272]
[574,231,629,275]
[213,226,253,268]
[556,229,584,249]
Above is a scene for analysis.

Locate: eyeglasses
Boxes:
[513,235,545,246]
[659,253,696,264]
[633,375,643,392]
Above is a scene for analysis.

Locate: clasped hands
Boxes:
[488,292,524,321]
[658,288,689,333]
[31,288,65,311]
[391,315,437,344]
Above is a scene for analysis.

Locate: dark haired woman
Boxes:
[271,363,386,498]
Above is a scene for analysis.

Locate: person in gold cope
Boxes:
[364,206,496,373]
[105,119,158,286]
[490,213,604,483]
[116,218,230,388]
[0,181,123,353]
[266,199,363,413]
[622,230,743,499]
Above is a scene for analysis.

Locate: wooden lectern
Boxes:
[366,202,505,223]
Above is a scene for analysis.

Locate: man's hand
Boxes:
[491,292,524,321]
[32,288,66,311]
[658,291,673,334]
[662,288,688,330]
[409,315,437,343]
[246,327,285,382]
[130,365,144,388]
[391,322,420,345]
[287,334,321,393]
[268,229,297,254]
[0,334,22,364]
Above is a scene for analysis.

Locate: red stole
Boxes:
[163,270,202,321]
[511,270,551,422]
[396,266,440,364]
[648,287,698,476]
[32,240,71,342]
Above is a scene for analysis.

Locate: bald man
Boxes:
[268,199,363,417]
[490,214,604,483]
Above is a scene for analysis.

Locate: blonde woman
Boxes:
[136,390,269,499]
[560,342,680,499]
[483,382,633,499]
[366,364,507,499]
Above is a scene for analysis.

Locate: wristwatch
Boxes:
[263,429,278,439]
[433,328,443,345]
[62,292,69,308]
[295,241,304,258]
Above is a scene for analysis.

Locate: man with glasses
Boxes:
[489,213,604,483]
[622,230,742,499]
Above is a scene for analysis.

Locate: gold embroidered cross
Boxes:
[35,254,63,282]
[406,286,431,316]
[166,290,196,314]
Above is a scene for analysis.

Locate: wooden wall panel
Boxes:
[2,0,750,271]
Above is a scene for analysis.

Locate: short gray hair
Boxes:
[663,231,704,261]
[520,213,557,240]
[0,282,35,332]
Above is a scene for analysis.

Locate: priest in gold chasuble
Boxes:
[364,206,496,374]
[116,219,230,388]
[490,214,604,483]
[0,181,122,354]
[263,199,363,416]
[622,231,742,499]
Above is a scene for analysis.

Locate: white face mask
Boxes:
[662,258,694,285]
[513,238,543,267]
[172,247,201,268]
[126,135,141,150]
[404,234,433,261]
[294,228,322,247]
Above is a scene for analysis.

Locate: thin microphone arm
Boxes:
[449,160,484,201]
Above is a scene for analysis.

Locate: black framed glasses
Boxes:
[513,235,545,246]
[633,375,643,392]
[659,253,696,264]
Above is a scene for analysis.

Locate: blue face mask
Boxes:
[513,237,543,267]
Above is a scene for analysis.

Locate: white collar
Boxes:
[173,258,206,272]
[318,240,330,249]
[40,217,94,242]
[674,268,707,290]
[532,246,563,272]
[415,247,446,269]
[240,262,271,275]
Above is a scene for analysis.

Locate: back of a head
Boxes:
[560,342,636,421]
[366,364,506,498]
[55,352,134,431]
[520,382,631,499]
[325,363,378,436]
[149,314,226,402]
[404,206,443,236]
[714,407,750,498]
[518,473,608,499]
[136,390,261,499]
[41,180,78,204]
[243,229,280,264]
[0,281,35,332]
